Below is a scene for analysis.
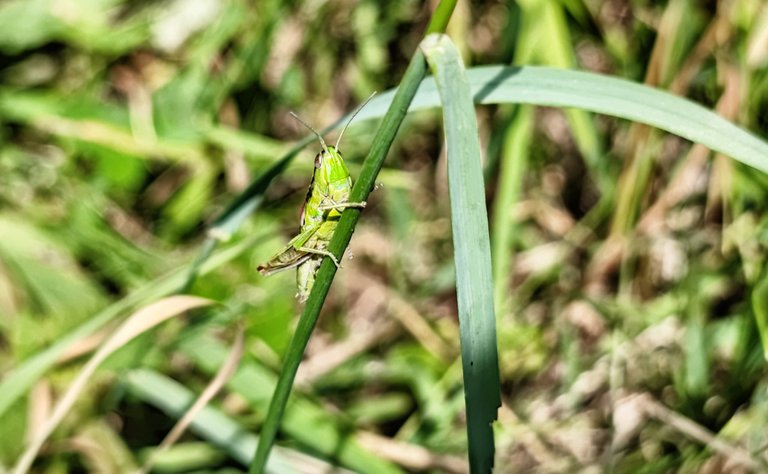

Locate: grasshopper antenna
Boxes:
[335,91,377,150]
[290,112,329,154]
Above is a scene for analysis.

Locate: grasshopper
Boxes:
[258,94,375,302]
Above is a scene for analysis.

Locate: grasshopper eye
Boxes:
[314,153,323,168]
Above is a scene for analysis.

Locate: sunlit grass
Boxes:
[1,0,768,473]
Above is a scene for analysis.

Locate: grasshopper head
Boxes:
[314,145,350,187]
[291,92,376,189]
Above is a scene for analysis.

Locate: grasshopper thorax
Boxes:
[314,146,351,188]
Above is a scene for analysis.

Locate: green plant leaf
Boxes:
[350,66,768,173]
[179,334,400,474]
[421,33,501,473]
[0,235,259,420]
[124,369,331,474]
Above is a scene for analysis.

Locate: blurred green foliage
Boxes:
[0,0,767,472]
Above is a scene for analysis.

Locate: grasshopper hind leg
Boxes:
[257,244,313,276]
[298,247,341,268]
[317,200,367,211]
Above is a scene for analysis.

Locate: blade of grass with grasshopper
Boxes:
[258,94,375,302]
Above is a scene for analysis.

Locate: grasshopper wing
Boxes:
[258,247,311,275]
[257,222,322,276]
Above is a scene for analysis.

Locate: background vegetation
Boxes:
[1,0,768,472]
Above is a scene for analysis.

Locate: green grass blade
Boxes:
[465,66,768,172]
[248,1,458,472]
[349,66,768,173]
[421,33,501,473]
[492,106,533,316]
[124,369,328,473]
[517,0,604,182]
[0,236,257,420]
[179,334,400,474]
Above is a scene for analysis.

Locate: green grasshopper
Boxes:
[258,94,375,302]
